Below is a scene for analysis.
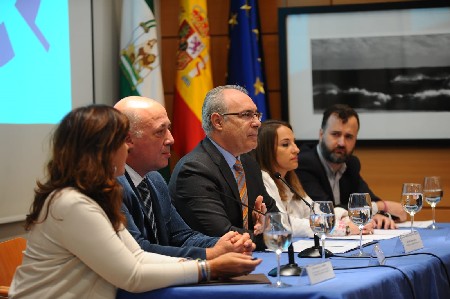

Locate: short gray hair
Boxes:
[201,85,248,135]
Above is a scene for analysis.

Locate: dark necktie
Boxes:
[137,179,159,244]
[233,159,249,229]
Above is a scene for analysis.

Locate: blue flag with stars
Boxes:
[227,0,269,120]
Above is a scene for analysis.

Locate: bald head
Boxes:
[114,96,174,175]
[115,96,163,138]
[114,96,160,111]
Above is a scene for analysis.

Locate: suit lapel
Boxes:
[202,138,241,201]
[201,138,245,230]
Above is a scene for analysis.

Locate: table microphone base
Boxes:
[298,246,333,258]
[268,263,302,277]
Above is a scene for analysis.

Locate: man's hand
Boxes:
[208,252,262,280]
[206,232,256,259]
[230,232,255,255]
[252,195,267,235]
[372,213,397,229]
[384,200,408,222]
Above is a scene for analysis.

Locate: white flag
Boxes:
[120,0,164,105]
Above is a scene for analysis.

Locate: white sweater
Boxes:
[10,188,198,299]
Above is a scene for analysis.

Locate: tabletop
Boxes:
[117,224,450,299]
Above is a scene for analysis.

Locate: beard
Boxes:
[319,141,353,164]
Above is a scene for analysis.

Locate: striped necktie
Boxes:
[137,179,159,244]
[233,159,248,229]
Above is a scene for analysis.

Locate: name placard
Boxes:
[305,261,335,285]
[399,231,424,253]
[373,244,386,265]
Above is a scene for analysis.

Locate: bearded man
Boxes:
[296,104,407,229]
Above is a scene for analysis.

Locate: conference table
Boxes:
[117,224,450,299]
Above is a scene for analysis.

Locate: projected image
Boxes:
[0,0,71,124]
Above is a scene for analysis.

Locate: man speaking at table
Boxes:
[169,85,278,250]
[114,96,254,260]
[296,104,407,229]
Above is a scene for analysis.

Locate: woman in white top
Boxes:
[10,105,260,299]
[253,120,365,238]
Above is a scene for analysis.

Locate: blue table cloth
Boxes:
[117,224,450,299]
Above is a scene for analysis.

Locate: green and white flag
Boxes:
[120,0,164,104]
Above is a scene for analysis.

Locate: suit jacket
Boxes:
[296,144,380,209]
[168,137,278,250]
[118,171,218,259]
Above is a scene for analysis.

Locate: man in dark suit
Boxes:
[114,96,254,260]
[296,104,407,228]
[169,85,278,250]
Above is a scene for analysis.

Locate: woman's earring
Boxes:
[113,166,117,174]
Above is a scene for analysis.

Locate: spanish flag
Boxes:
[172,0,213,159]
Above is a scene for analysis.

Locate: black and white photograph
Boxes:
[280,2,450,141]
[311,34,450,113]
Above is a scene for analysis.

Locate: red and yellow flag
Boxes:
[172,0,213,159]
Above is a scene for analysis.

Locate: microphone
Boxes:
[273,172,333,259]
[274,172,312,210]
[204,186,265,216]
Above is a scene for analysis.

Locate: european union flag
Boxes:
[227,0,269,120]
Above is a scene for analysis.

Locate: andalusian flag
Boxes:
[120,0,164,104]
[227,0,268,120]
[172,0,213,158]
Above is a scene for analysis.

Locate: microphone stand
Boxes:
[298,234,333,258]
[268,243,302,277]
[273,172,333,259]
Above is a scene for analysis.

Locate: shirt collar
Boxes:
[125,164,144,187]
[208,137,239,169]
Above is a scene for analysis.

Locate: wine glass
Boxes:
[309,201,335,260]
[263,212,292,288]
[348,193,372,257]
[423,176,443,230]
[401,183,423,233]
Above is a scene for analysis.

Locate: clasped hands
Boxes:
[206,231,255,259]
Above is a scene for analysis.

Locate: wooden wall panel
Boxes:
[210,36,229,86]
[262,35,279,91]
[259,0,279,33]
[356,147,450,221]
[161,38,178,95]
[267,91,281,120]
[207,0,229,35]
[284,0,331,7]
[332,0,421,5]
[160,0,178,36]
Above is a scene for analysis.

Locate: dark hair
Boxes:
[254,119,306,200]
[321,104,360,131]
[25,105,129,232]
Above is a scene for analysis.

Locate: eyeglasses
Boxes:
[219,110,263,121]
